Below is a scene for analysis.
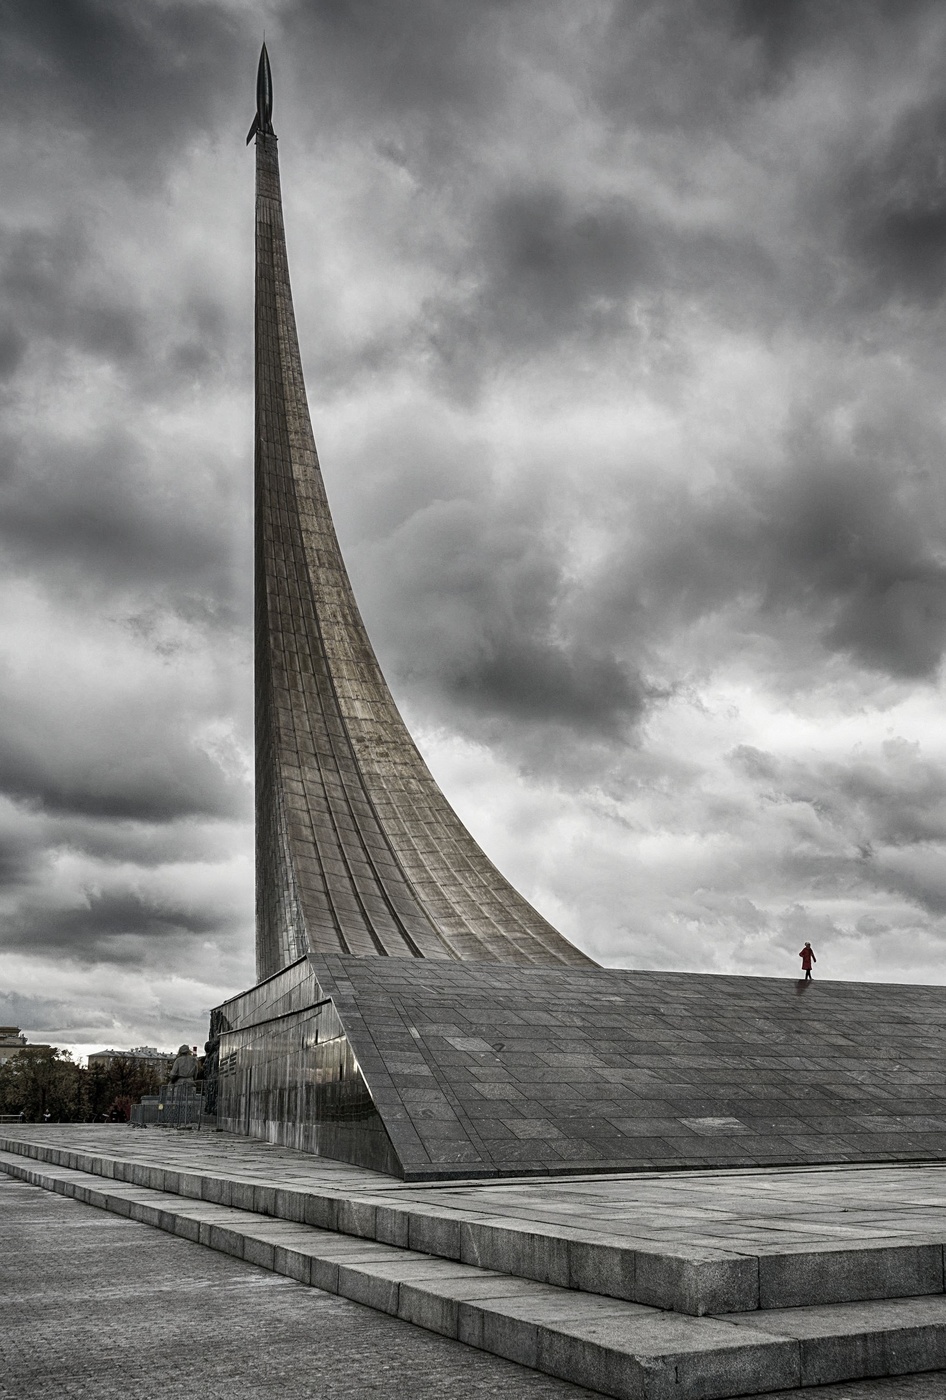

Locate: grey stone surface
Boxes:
[757,1244,945,1310]
[632,1245,760,1316]
[9,1127,946,1321]
[755,1380,946,1398]
[537,1309,800,1400]
[719,1296,946,1387]
[314,955,946,1177]
[251,115,592,977]
[11,1143,946,1398]
[0,1174,599,1400]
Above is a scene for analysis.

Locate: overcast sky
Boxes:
[2,0,946,1058]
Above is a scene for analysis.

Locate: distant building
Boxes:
[0,1027,52,1064]
[87,1047,175,1077]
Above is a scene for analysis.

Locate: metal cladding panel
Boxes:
[252,122,595,978]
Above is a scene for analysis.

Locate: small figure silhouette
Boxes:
[799,942,816,981]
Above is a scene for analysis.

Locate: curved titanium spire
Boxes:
[246,43,275,146]
[251,50,598,978]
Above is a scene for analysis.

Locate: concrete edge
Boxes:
[9,1151,946,1400]
[2,1134,946,1320]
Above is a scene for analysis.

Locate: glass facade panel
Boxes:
[216,996,400,1176]
[215,957,315,1031]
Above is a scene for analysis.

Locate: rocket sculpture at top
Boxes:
[249,45,596,981]
[246,42,275,145]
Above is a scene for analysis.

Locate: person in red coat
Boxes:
[799,942,816,980]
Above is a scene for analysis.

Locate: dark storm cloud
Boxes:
[422,199,787,391]
[418,187,659,393]
[477,187,652,337]
[593,0,771,131]
[1,887,224,961]
[45,811,250,869]
[452,637,643,736]
[730,739,946,918]
[0,211,241,406]
[731,740,946,849]
[0,224,141,362]
[731,0,936,79]
[842,96,946,306]
[834,743,946,849]
[278,0,512,128]
[572,385,946,687]
[0,807,244,916]
[729,3,946,323]
[860,858,946,920]
[344,444,650,746]
[0,980,209,1045]
[0,427,232,600]
[0,728,233,823]
[278,0,946,408]
[0,989,66,1028]
[376,385,946,762]
[0,324,27,380]
[587,1,933,141]
[744,423,946,680]
[0,823,36,885]
[0,4,258,1022]
[0,0,245,180]
[0,669,240,828]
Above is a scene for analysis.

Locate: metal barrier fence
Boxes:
[131,1092,207,1129]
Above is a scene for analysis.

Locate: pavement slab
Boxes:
[1,1173,598,1400]
[6,1127,946,1317]
[9,1138,946,1398]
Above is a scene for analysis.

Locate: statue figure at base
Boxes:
[166,1043,199,1098]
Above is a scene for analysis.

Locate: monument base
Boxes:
[211,956,946,1180]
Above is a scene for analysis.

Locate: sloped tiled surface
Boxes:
[316,957,946,1178]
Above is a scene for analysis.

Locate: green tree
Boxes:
[86,1056,164,1119]
[0,1048,85,1121]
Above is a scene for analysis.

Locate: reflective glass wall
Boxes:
[216,996,400,1176]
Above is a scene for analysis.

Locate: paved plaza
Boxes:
[0,1174,595,1400]
[6,1127,946,1397]
[6,1124,946,1266]
[3,1171,946,1400]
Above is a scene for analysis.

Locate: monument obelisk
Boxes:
[249,44,595,980]
[214,50,946,1185]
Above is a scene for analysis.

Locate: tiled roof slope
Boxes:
[316,955,946,1179]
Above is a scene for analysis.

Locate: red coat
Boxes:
[799,947,816,970]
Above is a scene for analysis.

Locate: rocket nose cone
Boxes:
[256,42,273,126]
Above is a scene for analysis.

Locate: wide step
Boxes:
[4,1147,946,1400]
[3,1132,945,1319]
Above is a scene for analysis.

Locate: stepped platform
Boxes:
[5,1128,946,1398]
[217,959,946,1180]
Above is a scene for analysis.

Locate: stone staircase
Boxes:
[4,1130,946,1399]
